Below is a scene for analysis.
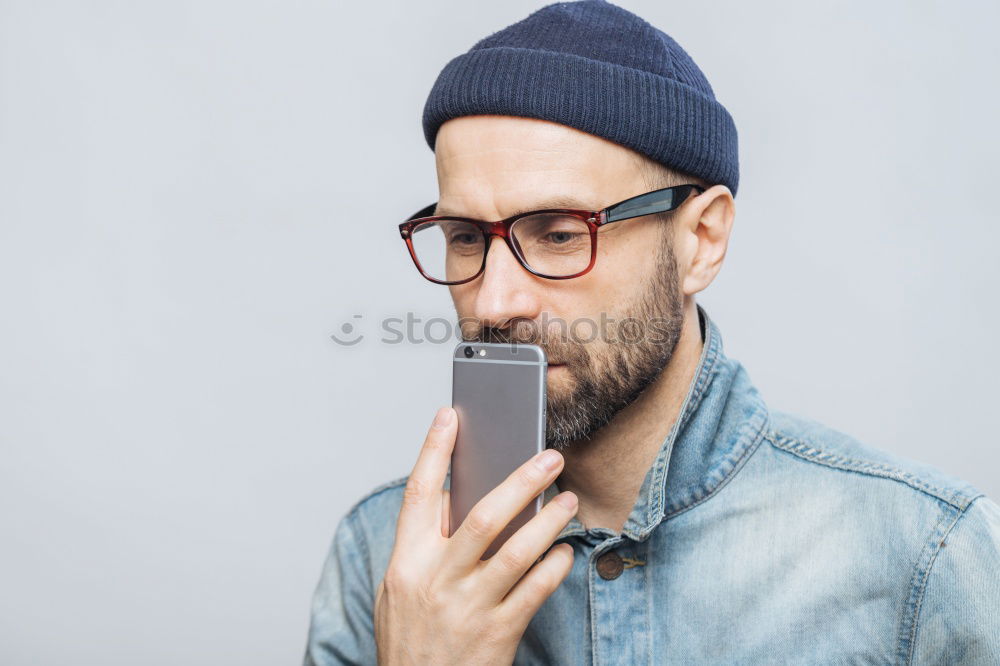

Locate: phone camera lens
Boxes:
[464,346,475,358]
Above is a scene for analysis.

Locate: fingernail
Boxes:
[432,407,453,429]
[555,491,577,509]
[535,449,561,471]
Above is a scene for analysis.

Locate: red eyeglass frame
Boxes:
[398,183,705,285]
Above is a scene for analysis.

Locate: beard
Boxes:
[460,233,685,451]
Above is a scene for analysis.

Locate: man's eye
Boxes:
[544,231,580,244]
[449,233,479,245]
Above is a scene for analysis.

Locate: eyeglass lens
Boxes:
[410,213,592,282]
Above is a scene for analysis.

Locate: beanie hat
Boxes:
[421,0,739,196]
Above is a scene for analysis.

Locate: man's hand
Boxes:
[374,406,578,665]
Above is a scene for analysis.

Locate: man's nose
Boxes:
[469,236,542,330]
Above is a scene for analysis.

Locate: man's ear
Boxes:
[677,185,735,296]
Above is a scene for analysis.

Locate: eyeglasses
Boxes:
[398,183,704,285]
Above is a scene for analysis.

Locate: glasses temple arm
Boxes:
[408,202,437,221]
[605,185,701,223]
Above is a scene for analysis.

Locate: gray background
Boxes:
[1,0,997,663]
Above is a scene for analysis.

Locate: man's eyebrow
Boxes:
[435,197,599,218]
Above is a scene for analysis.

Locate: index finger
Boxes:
[394,407,457,546]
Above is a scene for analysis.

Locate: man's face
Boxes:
[434,116,693,450]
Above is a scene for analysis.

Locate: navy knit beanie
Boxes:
[422,0,739,196]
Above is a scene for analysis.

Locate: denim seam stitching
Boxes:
[344,476,405,597]
[587,552,600,666]
[643,310,721,529]
[645,538,654,664]
[906,495,983,664]
[900,500,968,664]
[346,475,410,518]
[344,509,375,602]
[662,409,769,521]
[349,512,372,576]
[765,432,971,510]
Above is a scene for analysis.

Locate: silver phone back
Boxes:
[450,342,547,560]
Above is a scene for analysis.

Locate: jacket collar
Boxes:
[544,303,770,542]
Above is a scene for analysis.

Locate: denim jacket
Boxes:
[304,305,1000,665]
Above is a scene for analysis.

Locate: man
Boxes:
[305,1,1000,663]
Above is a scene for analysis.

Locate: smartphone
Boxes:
[450,341,547,559]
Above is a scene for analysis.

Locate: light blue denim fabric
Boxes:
[304,305,1000,665]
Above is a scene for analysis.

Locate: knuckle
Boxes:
[384,564,450,613]
[500,581,549,622]
[493,544,528,573]
[401,476,427,507]
[515,464,545,490]
[522,572,556,603]
[380,565,412,594]
[463,510,495,540]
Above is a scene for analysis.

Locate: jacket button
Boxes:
[595,550,624,580]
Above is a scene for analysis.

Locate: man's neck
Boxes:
[555,299,704,534]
